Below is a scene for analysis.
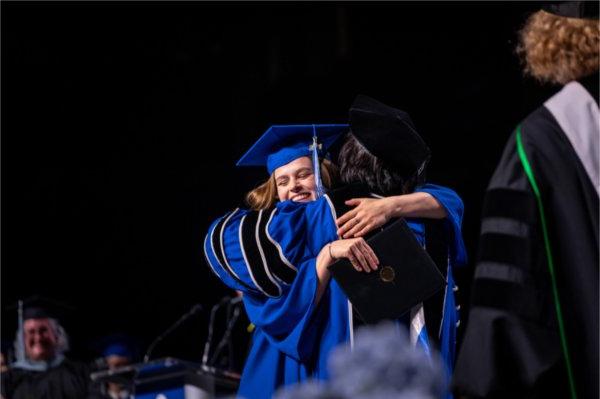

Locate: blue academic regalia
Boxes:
[204,183,466,399]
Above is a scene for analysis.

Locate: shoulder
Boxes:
[486,103,562,189]
[520,105,563,146]
[519,82,598,156]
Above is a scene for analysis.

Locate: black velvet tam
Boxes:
[8,295,75,321]
[543,1,599,19]
[349,94,431,180]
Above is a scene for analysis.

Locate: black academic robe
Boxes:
[1,359,93,399]
[453,75,599,399]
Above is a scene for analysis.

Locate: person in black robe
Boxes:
[1,360,93,399]
[453,3,599,398]
[1,297,96,399]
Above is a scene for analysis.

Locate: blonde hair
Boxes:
[245,158,338,210]
[517,10,599,85]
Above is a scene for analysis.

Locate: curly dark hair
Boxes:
[338,133,419,196]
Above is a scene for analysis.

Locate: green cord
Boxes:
[516,125,577,399]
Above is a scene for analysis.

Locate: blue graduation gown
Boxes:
[204,184,466,399]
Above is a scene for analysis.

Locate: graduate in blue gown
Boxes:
[204,96,466,399]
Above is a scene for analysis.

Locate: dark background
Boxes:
[2,1,559,366]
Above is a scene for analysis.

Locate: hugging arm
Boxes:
[204,202,377,361]
[314,237,379,304]
[336,184,461,239]
[204,205,322,361]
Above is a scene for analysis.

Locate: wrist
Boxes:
[328,243,338,260]
[316,249,332,284]
[387,196,404,218]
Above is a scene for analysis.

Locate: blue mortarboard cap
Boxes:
[103,342,132,358]
[98,334,135,359]
[237,124,348,174]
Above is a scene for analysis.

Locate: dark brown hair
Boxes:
[338,133,418,195]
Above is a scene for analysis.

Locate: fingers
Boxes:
[342,247,362,272]
[333,237,379,273]
[336,208,358,231]
[350,221,383,238]
[351,224,371,238]
[332,240,361,272]
[338,217,362,238]
[350,245,370,272]
[344,198,362,206]
[336,198,368,231]
[345,214,386,238]
[360,240,379,269]
[341,219,364,238]
[350,239,379,272]
[347,253,362,272]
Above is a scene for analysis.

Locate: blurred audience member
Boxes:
[96,335,135,399]
[0,297,96,399]
[274,321,445,399]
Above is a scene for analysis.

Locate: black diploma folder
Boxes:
[328,218,445,324]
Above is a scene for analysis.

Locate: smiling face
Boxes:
[23,318,58,361]
[273,156,317,203]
